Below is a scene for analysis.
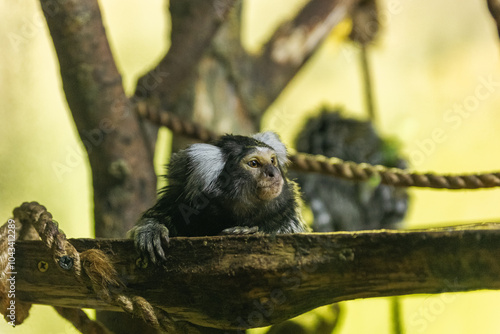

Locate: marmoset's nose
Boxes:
[263,164,278,179]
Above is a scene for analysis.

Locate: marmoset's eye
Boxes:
[271,156,277,166]
[248,160,260,168]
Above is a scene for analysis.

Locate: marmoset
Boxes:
[294,109,409,232]
[129,131,308,263]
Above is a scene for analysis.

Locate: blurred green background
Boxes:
[2,0,500,333]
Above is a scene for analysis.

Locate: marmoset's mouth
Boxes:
[257,179,284,201]
[258,179,280,187]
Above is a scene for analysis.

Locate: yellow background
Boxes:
[2,0,500,333]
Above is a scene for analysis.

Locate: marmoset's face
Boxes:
[240,147,284,201]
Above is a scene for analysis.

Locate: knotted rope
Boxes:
[0,202,185,333]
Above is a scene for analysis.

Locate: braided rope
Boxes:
[288,151,500,189]
[0,202,184,333]
[135,100,219,142]
[79,249,179,333]
[12,202,82,277]
[135,103,500,190]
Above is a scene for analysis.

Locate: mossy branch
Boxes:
[12,224,500,330]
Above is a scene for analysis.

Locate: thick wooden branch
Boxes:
[134,0,238,105]
[132,0,239,160]
[13,224,500,330]
[237,0,360,114]
[40,0,126,135]
[40,0,157,236]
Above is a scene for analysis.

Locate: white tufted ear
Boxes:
[252,131,289,167]
[184,143,225,200]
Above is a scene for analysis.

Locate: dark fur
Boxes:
[130,132,307,263]
[293,109,409,232]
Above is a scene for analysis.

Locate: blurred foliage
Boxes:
[2,0,500,333]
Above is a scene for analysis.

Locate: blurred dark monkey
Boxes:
[294,109,409,232]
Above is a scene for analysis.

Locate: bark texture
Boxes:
[13,224,500,330]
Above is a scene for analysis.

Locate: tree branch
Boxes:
[132,0,239,159]
[40,0,157,236]
[235,0,360,114]
[134,0,238,105]
[13,224,500,330]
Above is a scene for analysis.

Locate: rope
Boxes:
[135,100,219,142]
[0,202,186,333]
[135,102,500,190]
[349,0,379,122]
[288,151,500,189]
[12,202,82,277]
